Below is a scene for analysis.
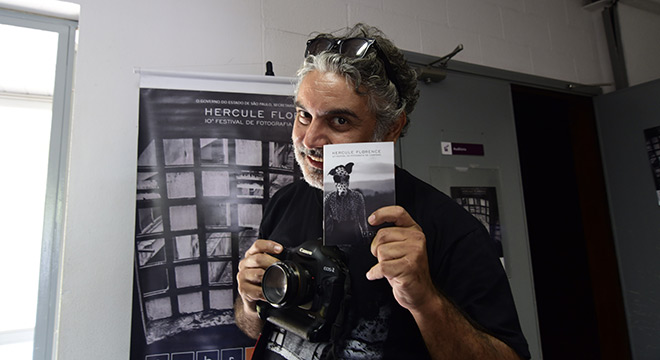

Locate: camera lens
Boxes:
[262,262,310,307]
[263,264,290,304]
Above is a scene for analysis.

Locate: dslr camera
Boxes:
[256,238,350,343]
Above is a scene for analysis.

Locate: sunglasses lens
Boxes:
[339,38,371,57]
[306,38,335,56]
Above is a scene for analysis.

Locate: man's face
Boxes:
[293,70,380,189]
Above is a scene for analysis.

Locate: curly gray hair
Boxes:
[295,23,419,139]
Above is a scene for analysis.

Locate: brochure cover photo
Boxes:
[322,142,395,246]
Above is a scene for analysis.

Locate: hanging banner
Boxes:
[131,72,299,360]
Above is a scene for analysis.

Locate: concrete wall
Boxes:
[60,1,613,358]
[618,3,660,86]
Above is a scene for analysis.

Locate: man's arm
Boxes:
[409,290,521,359]
[234,296,264,339]
[367,206,521,360]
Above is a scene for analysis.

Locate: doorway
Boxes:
[512,85,630,359]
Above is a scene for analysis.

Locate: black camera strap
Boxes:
[330,272,352,342]
[324,269,352,360]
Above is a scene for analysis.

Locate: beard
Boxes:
[293,142,324,189]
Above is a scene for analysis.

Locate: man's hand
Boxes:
[237,239,283,313]
[366,205,436,312]
[235,239,283,338]
[366,206,522,359]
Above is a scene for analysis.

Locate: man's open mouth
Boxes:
[306,153,323,169]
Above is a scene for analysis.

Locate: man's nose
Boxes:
[302,117,330,149]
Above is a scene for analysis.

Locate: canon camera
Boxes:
[257,238,350,343]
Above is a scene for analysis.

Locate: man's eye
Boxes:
[297,110,311,124]
[332,117,349,126]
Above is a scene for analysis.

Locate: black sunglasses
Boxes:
[304,37,402,104]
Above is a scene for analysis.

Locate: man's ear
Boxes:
[384,112,406,143]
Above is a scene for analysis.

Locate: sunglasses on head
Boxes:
[304,37,402,104]
[304,37,377,58]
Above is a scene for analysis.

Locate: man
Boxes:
[235,23,530,359]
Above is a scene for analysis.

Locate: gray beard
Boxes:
[294,147,323,189]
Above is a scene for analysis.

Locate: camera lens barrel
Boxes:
[262,261,311,307]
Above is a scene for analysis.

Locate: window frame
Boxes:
[0,8,77,360]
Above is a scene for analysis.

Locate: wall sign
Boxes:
[441,141,485,156]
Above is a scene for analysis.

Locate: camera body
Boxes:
[257,238,350,343]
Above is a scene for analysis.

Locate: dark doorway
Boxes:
[511,85,630,360]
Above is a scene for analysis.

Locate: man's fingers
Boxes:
[366,256,408,281]
[236,239,284,306]
[244,239,284,257]
[238,252,280,271]
[238,268,266,285]
[368,205,419,228]
[239,239,284,272]
[240,282,265,303]
[366,263,384,280]
[237,268,268,303]
[370,226,425,257]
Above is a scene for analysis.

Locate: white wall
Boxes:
[60,0,612,358]
[618,3,660,86]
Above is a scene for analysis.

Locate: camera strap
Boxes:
[330,273,352,342]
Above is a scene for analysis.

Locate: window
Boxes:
[0,5,77,360]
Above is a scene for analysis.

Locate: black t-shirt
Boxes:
[257,167,530,359]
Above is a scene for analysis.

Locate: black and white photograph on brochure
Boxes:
[132,83,298,360]
[450,186,503,261]
[644,125,660,205]
[322,142,395,247]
